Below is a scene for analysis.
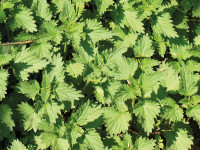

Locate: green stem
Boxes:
[64,42,67,59]
[155,119,162,127]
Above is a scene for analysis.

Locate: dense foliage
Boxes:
[0,0,200,149]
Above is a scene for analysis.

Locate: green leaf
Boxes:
[123,8,144,33]
[46,54,65,83]
[13,50,49,81]
[133,100,160,135]
[39,21,63,45]
[84,19,113,43]
[140,72,161,97]
[179,63,199,96]
[54,82,83,102]
[52,138,70,150]
[65,62,85,78]
[41,70,51,102]
[95,0,114,15]
[113,57,138,80]
[170,44,192,60]
[104,107,131,136]
[8,6,37,32]
[0,104,15,131]
[29,42,53,59]
[38,102,62,123]
[152,13,178,38]
[0,10,6,24]
[158,63,180,91]
[134,137,156,150]
[35,132,57,149]
[140,58,160,72]
[15,80,40,100]
[133,34,154,57]
[70,101,102,126]
[0,69,9,100]
[18,102,40,131]
[186,105,200,127]
[0,54,13,66]
[80,130,104,150]
[161,98,183,122]
[66,124,84,145]
[32,0,52,21]
[8,139,27,150]
[165,124,193,150]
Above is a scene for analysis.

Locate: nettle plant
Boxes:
[0,0,200,149]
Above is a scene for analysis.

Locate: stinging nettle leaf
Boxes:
[104,107,131,136]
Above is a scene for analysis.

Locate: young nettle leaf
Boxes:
[186,105,200,128]
[65,62,85,78]
[134,137,156,150]
[38,21,63,45]
[133,34,154,57]
[170,44,192,60]
[8,6,37,32]
[70,101,102,126]
[164,123,193,150]
[95,0,114,15]
[8,139,27,150]
[104,107,131,136]
[0,54,13,66]
[158,63,180,91]
[152,12,178,38]
[18,102,40,132]
[54,82,83,102]
[84,19,113,43]
[28,42,53,59]
[133,100,160,135]
[160,98,183,122]
[0,104,15,140]
[0,69,9,100]
[15,80,40,100]
[140,71,161,97]
[79,130,104,150]
[13,50,49,81]
[179,63,199,96]
[112,56,138,80]
[32,0,52,21]
[0,10,6,24]
[38,102,62,123]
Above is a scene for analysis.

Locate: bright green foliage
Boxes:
[133,34,154,57]
[18,102,40,131]
[32,0,52,21]
[85,19,113,43]
[1,0,200,149]
[134,137,156,150]
[104,108,131,136]
[15,80,40,100]
[0,54,13,66]
[8,140,27,150]
[134,100,160,135]
[152,12,178,38]
[54,82,83,102]
[0,104,15,140]
[158,63,180,91]
[13,50,48,81]
[0,69,9,100]
[8,7,37,32]
[70,101,102,126]
[179,63,199,96]
[113,57,138,80]
[161,98,183,122]
[165,123,193,150]
[65,62,85,78]
[140,72,161,97]
[186,105,200,127]
[80,130,104,150]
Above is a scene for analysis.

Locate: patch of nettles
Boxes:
[0,0,200,150]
